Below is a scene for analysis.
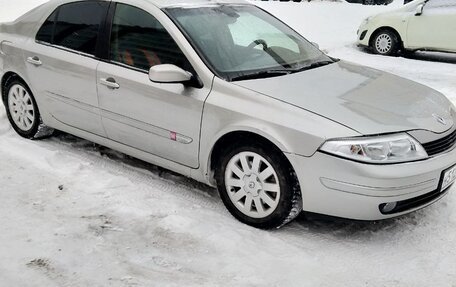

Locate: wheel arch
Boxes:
[207,130,298,186]
[1,71,29,104]
[369,26,404,50]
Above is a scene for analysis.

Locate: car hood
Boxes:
[234,61,454,135]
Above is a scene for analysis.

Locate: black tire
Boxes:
[371,30,400,56]
[3,78,53,139]
[364,0,376,5]
[215,141,302,229]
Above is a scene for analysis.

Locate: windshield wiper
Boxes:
[289,60,336,73]
[230,59,338,81]
[231,70,291,81]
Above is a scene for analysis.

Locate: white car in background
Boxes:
[358,0,456,55]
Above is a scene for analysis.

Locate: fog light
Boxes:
[380,202,397,214]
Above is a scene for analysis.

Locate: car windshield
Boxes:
[165,5,334,81]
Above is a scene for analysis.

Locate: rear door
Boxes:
[407,0,456,52]
[24,1,109,136]
[96,3,210,168]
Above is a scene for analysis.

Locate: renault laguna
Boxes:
[1,0,455,229]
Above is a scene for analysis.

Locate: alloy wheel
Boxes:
[224,151,281,219]
[8,84,36,131]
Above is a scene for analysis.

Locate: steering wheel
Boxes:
[248,39,268,50]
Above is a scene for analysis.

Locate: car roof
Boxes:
[4,0,251,38]
[46,0,251,9]
[35,0,251,9]
[150,0,250,8]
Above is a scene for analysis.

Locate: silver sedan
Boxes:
[1,0,455,229]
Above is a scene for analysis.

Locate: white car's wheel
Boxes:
[3,79,53,139]
[216,142,302,229]
[372,30,400,56]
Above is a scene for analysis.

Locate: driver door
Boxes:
[96,3,210,168]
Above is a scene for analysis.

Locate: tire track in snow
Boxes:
[0,126,223,213]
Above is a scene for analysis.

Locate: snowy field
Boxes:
[1,1,456,286]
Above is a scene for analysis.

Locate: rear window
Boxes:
[36,1,108,55]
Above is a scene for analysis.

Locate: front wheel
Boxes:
[216,143,302,229]
[371,30,400,56]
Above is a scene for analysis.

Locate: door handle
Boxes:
[26,56,42,66]
[100,77,120,89]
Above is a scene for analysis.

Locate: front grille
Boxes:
[422,129,456,156]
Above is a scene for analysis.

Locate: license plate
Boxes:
[441,165,456,191]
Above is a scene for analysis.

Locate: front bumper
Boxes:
[286,148,456,220]
[357,20,376,48]
[357,28,371,48]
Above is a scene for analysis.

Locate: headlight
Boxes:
[320,133,428,164]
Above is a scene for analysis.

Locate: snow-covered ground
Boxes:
[1,1,456,286]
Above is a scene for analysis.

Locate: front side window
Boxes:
[166,5,333,81]
[110,4,191,71]
[38,1,108,55]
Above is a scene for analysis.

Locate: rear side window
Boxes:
[110,4,191,71]
[54,2,107,55]
[36,10,57,43]
[36,1,108,55]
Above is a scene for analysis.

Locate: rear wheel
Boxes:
[216,142,302,229]
[4,79,53,139]
[371,30,400,56]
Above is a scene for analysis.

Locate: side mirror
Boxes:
[311,42,320,49]
[415,4,424,16]
[149,64,192,84]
